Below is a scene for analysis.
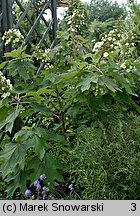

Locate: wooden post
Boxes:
[1,0,13,53]
[51,0,57,47]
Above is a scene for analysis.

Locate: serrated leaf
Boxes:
[0,61,9,69]
[4,46,27,58]
[0,98,10,109]
[25,135,46,160]
[26,156,46,182]
[5,110,19,133]
[47,131,66,144]
[43,153,64,185]
[13,129,33,141]
[30,101,52,116]
[25,61,36,71]
[13,127,47,160]
[78,62,88,70]
[5,168,28,197]
[60,71,79,79]
[26,91,42,100]
[0,106,9,121]
[34,127,48,138]
[44,72,57,82]
[18,65,30,80]
[37,87,57,97]
[0,143,26,178]
[7,60,29,79]
[26,153,64,188]
[0,109,20,133]
[103,76,120,92]
[77,75,99,92]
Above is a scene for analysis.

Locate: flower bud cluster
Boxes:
[2,28,24,46]
[92,29,119,53]
[65,1,87,57]
[0,71,13,98]
[33,48,53,69]
[67,9,85,34]
[92,84,107,97]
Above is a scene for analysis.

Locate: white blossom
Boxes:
[108,37,112,41]
[1,76,6,82]
[2,92,10,98]
[120,63,126,69]
[93,41,104,52]
[6,79,11,85]
[103,52,109,58]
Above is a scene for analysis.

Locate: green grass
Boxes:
[51,112,140,199]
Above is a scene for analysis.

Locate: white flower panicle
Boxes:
[92,25,137,60]
[0,71,13,98]
[2,28,24,46]
[92,41,104,52]
[33,48,54,69]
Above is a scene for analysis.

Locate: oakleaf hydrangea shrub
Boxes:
[88,17,140,98]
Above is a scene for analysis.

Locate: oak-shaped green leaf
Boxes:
[43,153,64,186]
[60,71,79,79]
[30,101,52,116]
[4,46,28,58]
[25,135,46,160]
[37,87,57,97]
[77,75,98,92]
[5,167,29,197]
[0,61,9,69]
[0,98,10,109]
[26,156,46,183]
[0,106,9,121]
[13,128,33,141]
[0,143,26,178]
[0,109,20,133]
[26,153,64,189]
[102,76,120,92]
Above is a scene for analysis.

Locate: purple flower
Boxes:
[36,183,41,190]
[43,194,47,200]
[34,180,40,187]
[40,174,46,181]
[68,184,74,190]
[25,189,31,197]
[43,186,47,192]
